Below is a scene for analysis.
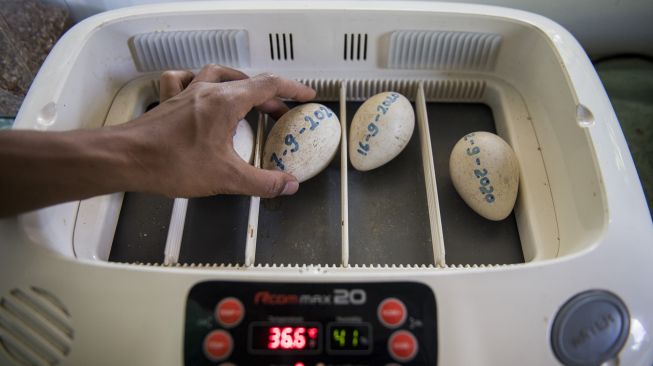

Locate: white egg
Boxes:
[449,131,520,221]
[233,119,254,164]
[262,103,341,182]
[349,92,415,171]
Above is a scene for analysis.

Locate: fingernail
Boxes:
[281,180,299,196]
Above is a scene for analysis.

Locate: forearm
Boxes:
[0,69,314,216]
[0,128,148,216]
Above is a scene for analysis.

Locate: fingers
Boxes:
[160,64,250,102]
[159,70,194,102]
[230,159,299,198]
[161,67,312,120]
[228,73,316,118]
[192,66,295,119]
[257,99,290,120]
[190,64,249,85]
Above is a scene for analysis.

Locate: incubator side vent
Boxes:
[0,287,73,366]
[269,33,294,61]
[388,30,502,71]
[296,79,341,100]
[295,78,485,101]
[421,79,486,100]
[344,33,368,61]
[130,29,250,71]
[347,79,419,100]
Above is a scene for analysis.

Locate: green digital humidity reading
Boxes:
[333,328,357,347]
[328,324,371,353]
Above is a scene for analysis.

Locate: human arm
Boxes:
[0,66,316,216]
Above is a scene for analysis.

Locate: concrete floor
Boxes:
[0,0,70,116]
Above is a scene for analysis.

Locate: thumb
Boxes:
[232,159,299,198]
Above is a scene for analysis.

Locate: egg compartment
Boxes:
[346,100,433,266]
[426,103,523,265]
[108,193,173,263]
[256,102,342,265]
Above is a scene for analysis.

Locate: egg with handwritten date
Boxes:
[349,92,415,171]
[450,132,519,221]
[263,103,341,182]
[234,119,254,164]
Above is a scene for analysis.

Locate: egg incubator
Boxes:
[1,1,652,365]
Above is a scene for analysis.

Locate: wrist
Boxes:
[101,124,159,194]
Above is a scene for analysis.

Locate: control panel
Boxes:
[184,281,437,365]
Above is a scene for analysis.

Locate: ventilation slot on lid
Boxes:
[0,287,73,366]
[269,33,294,61]
[344,33,368,61]
[388,30,502,71]
[130,29,250,71]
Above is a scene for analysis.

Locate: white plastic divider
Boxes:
[339,81,350,267]
[163,198,188,265]
[416,82,446,266]
[244,113,266,266]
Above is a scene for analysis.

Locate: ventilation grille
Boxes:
[0,287,73,366]
[269,33,294,61]
[131,30,250,72]
[296,79,341,100]
[296,78,486,101]
[344,33,368,61]
[388,30,502,71]
[420,79,486,100]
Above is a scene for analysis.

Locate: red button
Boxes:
[215,297,244,328]
[378,298,407,328]
[388,330,418,362]
[203,330,233,362]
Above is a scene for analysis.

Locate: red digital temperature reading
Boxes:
[268,326,318,349]
[250,323,321,354]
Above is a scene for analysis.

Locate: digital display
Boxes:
[327,323,372,354]
[249,323,321,354]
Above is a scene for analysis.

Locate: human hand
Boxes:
[118,64,316,198]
